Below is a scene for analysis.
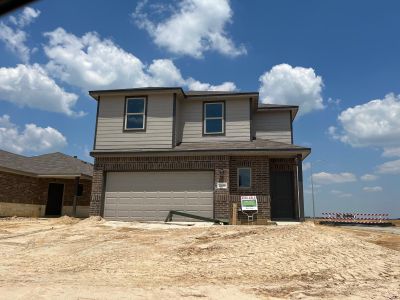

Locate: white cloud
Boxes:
[43,27,235,91]
[132,0,246,58]
[0,64,82,117]
[186,78,236,91]
[9,7,41,28]
[363,186,383,192]
[303,162,311,171]
[312,172,357,185]
[360,174,378,181]
[0,115,67,154]
[259,64,324,115]
[382,147,400,158]
[376,159,400,175]
[329,93,400,148]
[0,7,41,62]
[147,59,185,86]
[0,23,30,62]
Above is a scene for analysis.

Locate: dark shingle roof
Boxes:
[0,150,93,177]
[91,140,311,159]
[175,139,309,151]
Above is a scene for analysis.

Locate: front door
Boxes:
[45,183,64,216]
[271,171,295,220]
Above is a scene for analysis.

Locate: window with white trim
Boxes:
[125,98,146,130]
[238,168,251,189]
[204,102,224,134]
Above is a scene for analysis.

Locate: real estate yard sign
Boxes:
[241,196,258,211]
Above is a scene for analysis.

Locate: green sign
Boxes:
[241,196,258,211]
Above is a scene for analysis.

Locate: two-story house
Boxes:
[88,87,310,222]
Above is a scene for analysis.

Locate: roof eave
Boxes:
[91,148,311,159]
[89,87,185,100]
[88,87,259,101]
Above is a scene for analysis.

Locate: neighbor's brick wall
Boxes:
[0,171,41,204]
[90,155,271,221]
[0,171,92,207]
[37,178,92,207]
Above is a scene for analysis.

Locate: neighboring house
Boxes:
[0,150,93,217]
[89,87,311,222]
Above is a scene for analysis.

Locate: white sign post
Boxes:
[240,196,258,224]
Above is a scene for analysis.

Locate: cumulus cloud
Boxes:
[259,64,324,115]
[0,23,31,62]
[132,0,246,58]
[312,172,357,185]
[186,78,236,91]
[360,174,378,181]
[363,186,383,192]
[43,27,236,91]
[329,93,400,148]
[0,64,82,117]
[9,7,41,28]
[376,159,400,175]
[0,7,40,62]
[0,115,67,154]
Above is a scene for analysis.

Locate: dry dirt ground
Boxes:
[0,217,399,300]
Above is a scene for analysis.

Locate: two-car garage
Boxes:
[104,171,214,221]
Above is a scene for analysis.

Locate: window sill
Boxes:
[203,133,226,136]
[123,128,146,132]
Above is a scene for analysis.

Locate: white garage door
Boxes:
[104,171,214,221]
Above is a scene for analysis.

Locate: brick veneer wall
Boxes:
[0,171,41,204]
[0,171,91,207]
[37,178,92,207]
[90,155,271,221]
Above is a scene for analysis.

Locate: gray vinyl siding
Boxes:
[255,111,292,143]
[181,99,250,143]
[95,94,173,150]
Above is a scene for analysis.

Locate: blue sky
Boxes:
[0,0,399,217]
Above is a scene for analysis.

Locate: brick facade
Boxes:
[90,155,297,221]
[0,170,91,212]
[0,171,40,205]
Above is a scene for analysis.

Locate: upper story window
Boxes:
[125,97,146,130]
[203,102,225,135]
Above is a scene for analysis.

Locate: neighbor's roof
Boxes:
[91,139,311,159]
[0,150,93,178]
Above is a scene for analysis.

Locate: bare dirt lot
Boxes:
[0,217,399,300]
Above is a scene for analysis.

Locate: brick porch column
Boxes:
[89,161,104,216]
